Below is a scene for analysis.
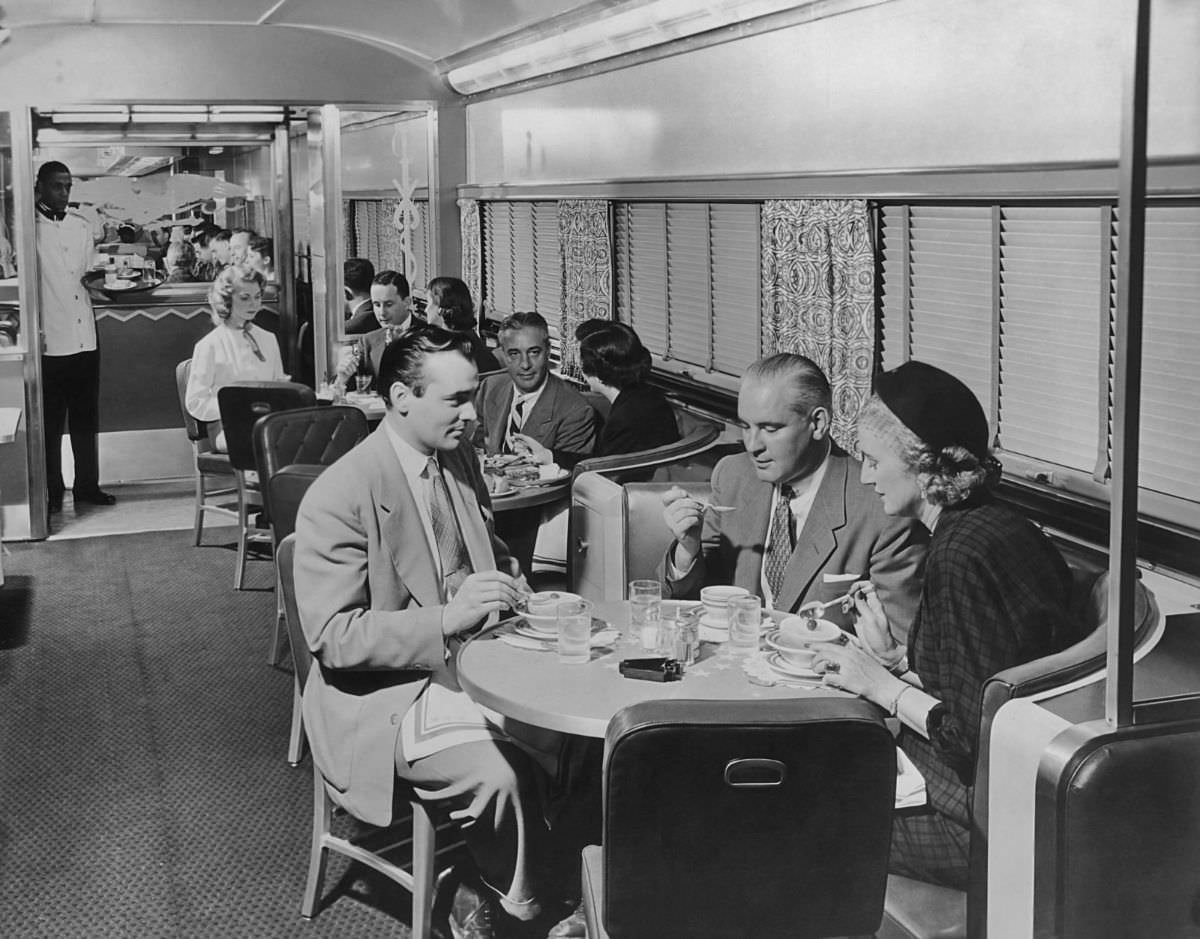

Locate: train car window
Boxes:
[345,199,431,297]
[613,201,760,384]
[482,201,560,324]
[878,199,1200,536]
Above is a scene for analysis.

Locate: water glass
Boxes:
[729,596,764,654]
[556,599,593,665]
[655,604,679,657]
[355,374,372,394]
[628,579,662,647]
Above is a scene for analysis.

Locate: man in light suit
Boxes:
[661,353,926,642]
[295,325,578,938]
[472,311,597,468]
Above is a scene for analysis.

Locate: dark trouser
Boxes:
[42,349,102,497]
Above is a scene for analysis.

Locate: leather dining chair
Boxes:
[253,405,370,665]
[876,567,1161,939]
[277,534,461,938]
[216,380,316,589]
[175,359,238,545]
[581,697,897,939]
[267,463,325,765]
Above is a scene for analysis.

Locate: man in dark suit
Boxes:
[295,325,579,938]
[661,353,926,642]
[472,311,597,468]
[343,256,376,335]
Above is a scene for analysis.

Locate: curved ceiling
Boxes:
[0,0,600,67]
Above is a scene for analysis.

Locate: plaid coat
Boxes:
[900,495,1080,831]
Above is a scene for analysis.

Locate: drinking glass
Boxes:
[556,599,593,665]
[656,603,679,657]
[729,596,764,654]
[628,579,662,648]
[355,374,372,394]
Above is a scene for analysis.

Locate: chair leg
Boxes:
[302,772,333,919]
[270,565,289,665]
[410,800,438,939]
[235,474,250,590]
[193,469,206,546]
[287,677,306,767]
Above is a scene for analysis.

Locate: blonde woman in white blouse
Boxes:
[185,263,286,451]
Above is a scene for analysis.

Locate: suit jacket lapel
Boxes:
[488,380,515,453]
[370,433,442,609]
[774,455,848,612]
[521,374,558,441]
[732,473,773,591]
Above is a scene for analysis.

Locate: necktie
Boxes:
[506,396,526,452]
[425,457,471,599]
[764,484,795,602]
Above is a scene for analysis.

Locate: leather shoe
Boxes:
[73,489,117,506]
[546,902,586,938]
[449,882,497,939]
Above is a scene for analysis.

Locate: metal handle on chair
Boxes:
[724,758,786,788]
[575,538,589,557]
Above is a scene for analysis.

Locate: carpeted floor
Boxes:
[0,529,456,938]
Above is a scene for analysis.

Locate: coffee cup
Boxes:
[699,585,751,626]
[768,616,841,667]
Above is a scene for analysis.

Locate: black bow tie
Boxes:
[37,203,66,222]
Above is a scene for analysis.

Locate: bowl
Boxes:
[767,616,842,667]
[699,585,751,625]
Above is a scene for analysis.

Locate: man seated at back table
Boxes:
[473,311,598,578]
[472,311,598,467]
[294,325,582,938]
[661,353,927,641]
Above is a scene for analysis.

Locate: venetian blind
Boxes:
[997,206,1108,475]
[483,202,514,318]
[906,205,995,417]
[534,202,561,319]
[878,204,910,371]
[1137,204,1200,503]
[614,201,760,378]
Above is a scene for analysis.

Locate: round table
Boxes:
[456,600,842,738]
[488,478,570,512]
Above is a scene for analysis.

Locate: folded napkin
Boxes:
[497,627,621,652]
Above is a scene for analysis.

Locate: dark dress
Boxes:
[595,383,680,458]
[466,332,502,375]
[890,494,1082,889]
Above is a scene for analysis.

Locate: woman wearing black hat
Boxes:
[810,360,1084,890]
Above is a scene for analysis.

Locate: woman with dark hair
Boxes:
[427,275,500,374]
[810,360,1084,890]
[577,319,679,458]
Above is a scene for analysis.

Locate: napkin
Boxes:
[497,627,620,652]
[895,749,927,809]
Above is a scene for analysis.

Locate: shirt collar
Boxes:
[37,202,67,222]
[382,419,439,487]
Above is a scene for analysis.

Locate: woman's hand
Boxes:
[847,580,906,670]
[511,433,552,465]
[810,640,905,706]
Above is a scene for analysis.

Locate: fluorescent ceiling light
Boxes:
[446,0,895,95]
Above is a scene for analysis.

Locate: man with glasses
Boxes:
[661,353,926,642]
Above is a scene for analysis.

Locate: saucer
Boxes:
[512,621,557,641]
[764,652,820,680]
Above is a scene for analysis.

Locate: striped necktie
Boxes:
[764,484,795,602]
[506,396,526,452]
[425,457,471,599]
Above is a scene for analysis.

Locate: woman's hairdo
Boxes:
[576,320,651,389]
[428,276,476,331]
[207,263,265,324]
[857,393,1000,507]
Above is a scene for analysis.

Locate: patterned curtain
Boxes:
[761,199,874,451]
[557,200,611,380]
[459,198,482,315]
[347,200,403,274]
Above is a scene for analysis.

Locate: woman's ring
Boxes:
[825,662,840,674]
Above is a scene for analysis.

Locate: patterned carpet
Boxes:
[0,530,455,938]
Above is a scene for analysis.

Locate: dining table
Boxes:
[456,599,848,739]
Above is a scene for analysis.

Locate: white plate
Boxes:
[764,652,820,680]
[512,622,557,641]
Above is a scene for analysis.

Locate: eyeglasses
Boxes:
[242,325,265,361]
